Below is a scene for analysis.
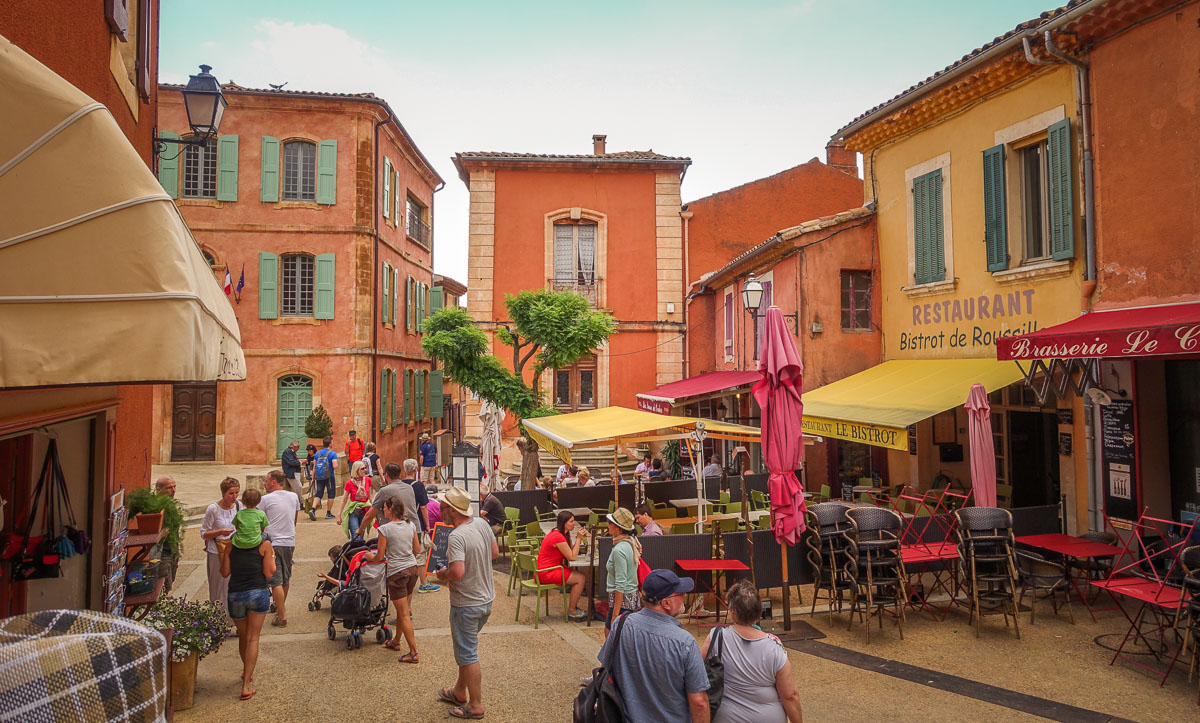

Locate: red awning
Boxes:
[997,301,1200,361]
[636,370,760,414]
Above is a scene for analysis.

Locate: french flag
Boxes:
[223,266,233,296]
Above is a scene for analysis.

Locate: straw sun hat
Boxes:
[440,486,473,516]
[607,507,635,532]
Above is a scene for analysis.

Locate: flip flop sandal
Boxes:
[449,705,484,719]
[437,688,467,706]
[239,690,256,701]
[398,652,419,664]
[384,639,401,650]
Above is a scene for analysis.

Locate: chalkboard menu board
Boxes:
[425,522,454,574]
[1100,400,1139,521]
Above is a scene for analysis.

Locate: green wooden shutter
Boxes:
[379,368,388,431]
[913,169,945,284]
[260,136,280,202]
[392,369,401,423]
[430,286,444,315]
[429,370,444,419]
[315,253,336,319]
[316,139,338,205]
[395,171,401,227]
[157,131,180,198]
[415,370,426,420]
[1047,118,1075,260]
[216,134,239,201]
[982,145,1008,272]
[382,157,392,220]
[258,252,278,319]
[392,268,399,324]
[403,369,412,423]
[406,276,414,331]
[381,262,391,324]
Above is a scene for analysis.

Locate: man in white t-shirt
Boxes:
[260,470,301,627]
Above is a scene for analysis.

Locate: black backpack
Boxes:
[330,584,371,621]
[573,613,631,723]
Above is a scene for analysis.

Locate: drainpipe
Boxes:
[680,208,693,379]
[372,108,393,436]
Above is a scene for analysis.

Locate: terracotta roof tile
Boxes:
[456,150,691,163]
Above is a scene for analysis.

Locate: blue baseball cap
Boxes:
[641,569,694,602]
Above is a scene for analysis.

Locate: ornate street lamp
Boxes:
[741,272,799,349]
[154,65,227,153]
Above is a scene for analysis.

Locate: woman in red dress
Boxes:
[537,510,589,621]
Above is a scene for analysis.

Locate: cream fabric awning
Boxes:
[801,359,1024,451]
[521,406,761,466]
[0,35,244,388]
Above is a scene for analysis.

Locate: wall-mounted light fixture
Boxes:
[153,65,227,155]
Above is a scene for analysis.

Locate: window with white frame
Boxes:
[282,141,317,201]
[281,254,314,316]
[723,288,734,359]
[181,137,217,199]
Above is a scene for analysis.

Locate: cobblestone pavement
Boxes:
[166,470,1198,721]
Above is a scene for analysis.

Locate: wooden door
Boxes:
[171,383,217,461]
[276,375,313,457]
[553,356,597,412]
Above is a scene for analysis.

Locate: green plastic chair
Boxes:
[670,521,694,535]
[726,501,743,515]
[513,552,568,629]
[506,529,537,595]
[607,500,616,513]
[712,517,738,534]
[651,508,677,520]
[756,515,772,530]
[818,484,832,502]
[751,490,768,511]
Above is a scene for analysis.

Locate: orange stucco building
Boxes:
[453,136,690,448]
[152,84,446,465]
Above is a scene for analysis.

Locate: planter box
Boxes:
[134,511,163,536]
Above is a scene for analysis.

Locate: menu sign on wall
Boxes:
[1100,400,1139,521]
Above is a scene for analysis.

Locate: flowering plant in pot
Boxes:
[144,596,231,709]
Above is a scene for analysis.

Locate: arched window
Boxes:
[201,249,217,267]
[281,254,315,316]
[554,221,597,287]
[283,140,317,201]
[182,137,218,198]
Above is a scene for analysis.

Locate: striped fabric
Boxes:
[0,609,168,722]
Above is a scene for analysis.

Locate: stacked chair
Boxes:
[843,507,907,642]
[1180,546,1200,706]
[1015,550,1075,625]
[954,507,1021,638]
[803,502,853,624]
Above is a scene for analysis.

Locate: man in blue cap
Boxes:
[596,569,711,722]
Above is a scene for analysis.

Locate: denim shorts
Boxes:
[449,603,492,666]
[227,588,271,620]
[315,477,337,499]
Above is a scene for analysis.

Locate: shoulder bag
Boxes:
[573,612,630,723]
[705,625,727,714]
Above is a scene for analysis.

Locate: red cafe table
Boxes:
[675,558,750,626]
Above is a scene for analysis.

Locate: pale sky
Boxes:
[160,0,1057,283]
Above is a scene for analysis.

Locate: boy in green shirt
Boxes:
[231,488,269,549]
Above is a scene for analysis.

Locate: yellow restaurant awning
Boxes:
[801,359,1025,451]
[0,34,245,389]
[521,406,761,466]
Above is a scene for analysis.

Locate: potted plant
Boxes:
[305,404,333,446]
[126,487,185,551]
[144,596,231,710]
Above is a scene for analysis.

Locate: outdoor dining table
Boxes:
[1015,533,1124,622]
[665,512,742,531]
[675,558,750,625]
[747,509,770,522]
[669,498,714,510]
[560,506,595,518]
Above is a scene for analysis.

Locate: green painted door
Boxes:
[277,375,313,457]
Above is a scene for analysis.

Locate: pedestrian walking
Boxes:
[434,486,499,720]
[344,429,365,473]
[419,432,438,484]
[310,436,338,520]
[597,569,710,722]
[201,477,239,628]
[153,475,182,593]
[260,470,301,628]
[337,460,373,540]
[360,462,422,537]
[364,496,421,663]
[281,440,305,505]
[362,441,381,478]
[400,458,438,593]
[220,535,275,701]
[700,579,803,723]
[604,507,643,633]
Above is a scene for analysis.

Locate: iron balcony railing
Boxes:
[550,275,601,305]
[407,213,431,246]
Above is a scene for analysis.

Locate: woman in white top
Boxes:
[365,496,422,663]
[700,579,803,723]
[200,477,240,627]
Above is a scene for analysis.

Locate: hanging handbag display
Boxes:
[8,440,86,582]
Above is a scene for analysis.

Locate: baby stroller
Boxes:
[327,546,391,650]
[309,538,370,611]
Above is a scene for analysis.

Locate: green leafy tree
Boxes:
[422,289,616,486]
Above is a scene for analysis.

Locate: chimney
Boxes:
[825,139,858,177]
[592,134,607,155]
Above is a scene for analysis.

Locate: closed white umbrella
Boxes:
[478,401,503,496]
[0,34,244,388]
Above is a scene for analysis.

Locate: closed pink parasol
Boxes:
[752,306,807,544]
[965,382,997,507]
